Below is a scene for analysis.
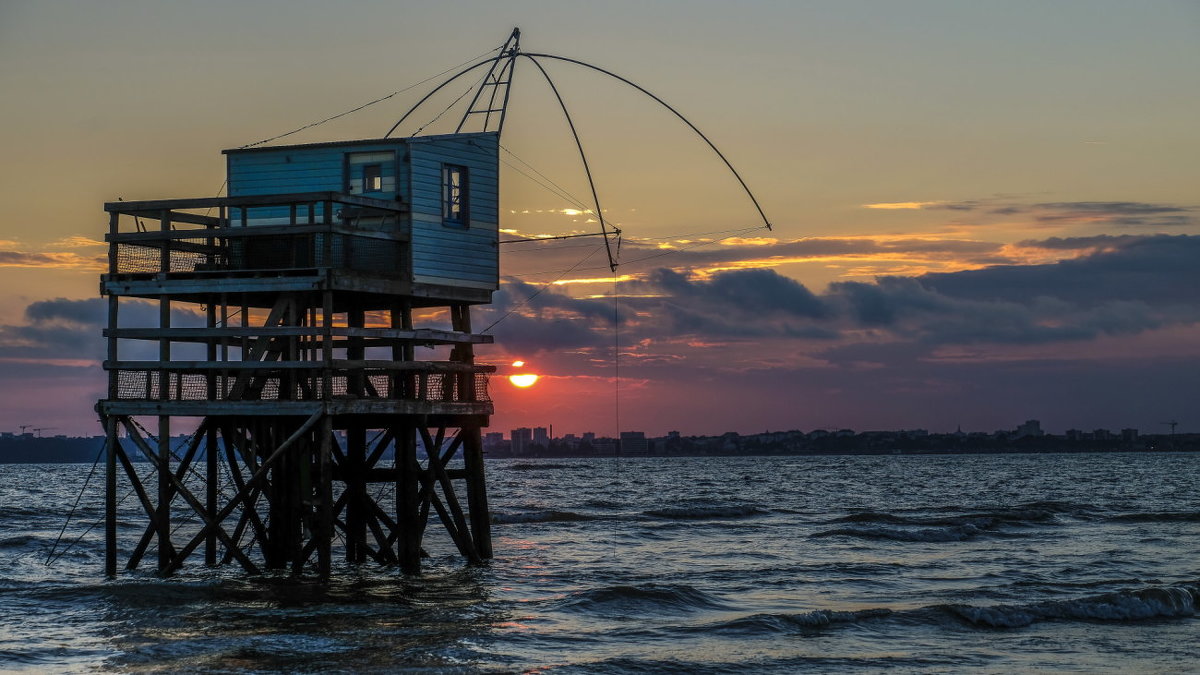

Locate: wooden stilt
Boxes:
[397,423,421,574]
[463,425,493,559]
[104,415,118,577]
[205,424,218,566]
[317,413,333,579]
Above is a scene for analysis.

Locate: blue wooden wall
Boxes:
[408,133,499,290]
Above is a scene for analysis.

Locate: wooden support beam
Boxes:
[165,410,324,574]
[105,326,494,344]
[396,423,422,574]
[462,426,493,559]
[108,221,409,243]
[316,414,333,579]
[221,425,270,557]
[105,191,406,214]
[418,426,480,563]
[105,359,495,373]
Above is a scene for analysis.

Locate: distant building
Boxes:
[511,427,532,456]
[1121,428,1139,443]
[532,427,549,448]
[1014,420,1044,439]
[581,432,596,444]
[620,431,649,455]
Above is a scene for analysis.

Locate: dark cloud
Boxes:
[0,297,203,363]
[25,297,107,325]
[489,234,1200,356]
[1016,234,1147,251]
[924,234,1200,306]
[896,198,1196,230]
[503,235,1006,280]
[489,314,612,355]
[641,268,830,319]
[1031,201,1194,228]
[930,201,983,211]
[1034,201,1189,216]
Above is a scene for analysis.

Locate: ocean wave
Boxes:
[555,584,733,614]
[690,583,1199,636]
[811,523,987,542]
[490,510,597,524]
[0,506,46,518]
[642,505,768,520]
[506,462,583,471]
[0,534,48,550]
[701,608,894,634]
[1107,511,1200,523]
[829,507,1056,528]
[582,498,624,509]
[943,583,1198,628]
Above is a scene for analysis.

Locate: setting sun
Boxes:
[509,373,540,388]
[508,360,539,388]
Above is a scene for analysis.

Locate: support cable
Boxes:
[612,274,621,441]
[241,44,503,148]
[384,55,506,138]
[499,158,590,213]
[500,143,592,212]
[411,69,494,138]
[522,55,620,272]
[508,224,761,278]
[456,28,521,133]
[44,440,105,565]
[480,244,606,334]
[499,231,610,245]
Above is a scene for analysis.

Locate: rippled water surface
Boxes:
[1,453,1198,672]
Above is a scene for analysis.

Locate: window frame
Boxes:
[442,164,468,228]
[362,163,383,193]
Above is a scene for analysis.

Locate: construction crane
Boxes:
[18,425,31,435]
[32,427,55,438]
[1161,420,1179,435]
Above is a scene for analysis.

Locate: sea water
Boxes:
[1,452,1197,672]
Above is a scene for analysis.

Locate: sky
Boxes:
[1,0,1199,437]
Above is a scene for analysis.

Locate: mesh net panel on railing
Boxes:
[113,369,489,403]
[115,240,223,274]
[117,234,405,276]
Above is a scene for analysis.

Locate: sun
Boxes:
[508,360,540,388]
[509,373,540,388]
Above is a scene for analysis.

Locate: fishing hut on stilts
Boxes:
[97,32,527,578]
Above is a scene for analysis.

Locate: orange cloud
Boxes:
[0,250,105,270]
[863,201,945,210]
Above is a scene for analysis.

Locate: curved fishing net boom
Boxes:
[384,28,773,272]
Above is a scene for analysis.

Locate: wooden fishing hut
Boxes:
[98,131,500,577]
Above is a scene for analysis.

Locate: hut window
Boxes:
[363,164,383,193]
[442,164,468,226]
